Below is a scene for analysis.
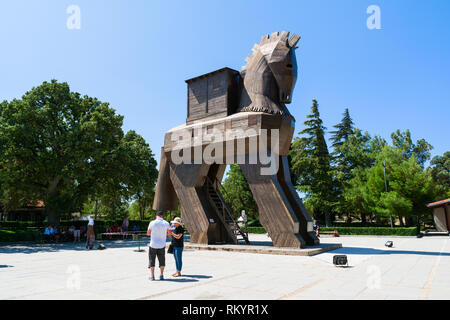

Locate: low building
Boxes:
[0,200,45,221]
[427,199,450,232]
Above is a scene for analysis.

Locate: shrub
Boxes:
[317,227,417,236]
[242,226,418,236]
[0,221,45,230]
[0,230,42,242]
[0,220,151,233]
[247,220,262,227]
[245,226,267,234]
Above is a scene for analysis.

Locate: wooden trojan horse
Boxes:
[153,31,319,248]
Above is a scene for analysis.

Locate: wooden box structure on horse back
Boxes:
[186,67,241,124]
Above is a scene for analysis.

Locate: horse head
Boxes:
[239,31,300,117]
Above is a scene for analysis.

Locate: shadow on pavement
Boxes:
[0,235,193,255]
[0,240,152,254]
[181,274,213,279]
[335,246,450,257]
[2,240,447,258]
[161,278,199,283]
[248,241,273,246]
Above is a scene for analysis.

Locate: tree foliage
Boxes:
[391,129,433,167]
[428,151,450,199]
[221,164,258,221]
[0,80,158,223]
[289,100,334,225]
[342,142,436,226]
[289,103,441,227]
[330,108,354,151]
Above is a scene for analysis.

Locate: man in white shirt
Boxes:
[147,211,171,281]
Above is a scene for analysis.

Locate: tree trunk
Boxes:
[375,216,381,224]
[405,216,414,227]
[140,205,144,220]
[94,200,99,220]
[325,212,332,227]
[360,212,366,223]
[46,207,59,226]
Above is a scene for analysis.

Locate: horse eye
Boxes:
[286,64,293,68]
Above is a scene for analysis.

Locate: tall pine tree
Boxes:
[330,108,354,151]
[330,108,355,220]
[290,100,334,226]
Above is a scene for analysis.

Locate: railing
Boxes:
[206,177,249,244]
[213,177,249,240]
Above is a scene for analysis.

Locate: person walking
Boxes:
[86,219,95,250]
[122,218,129,232]
[170,217,185,277]
[147,211,171,281]
[312,219,320,237]
[73,224,81,242]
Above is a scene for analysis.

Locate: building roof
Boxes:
[185,67,239,83]
[26,200,45,208]
[427,199,450,208]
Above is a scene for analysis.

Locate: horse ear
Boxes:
[288,34,301,48]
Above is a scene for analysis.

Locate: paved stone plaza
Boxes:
[1,234,449,300]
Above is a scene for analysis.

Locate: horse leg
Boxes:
[153,148,178,211]
[276,156,319,246]
[239,161,307,248]
[169,162,230,244]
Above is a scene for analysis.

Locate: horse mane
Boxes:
[241,31,300,72]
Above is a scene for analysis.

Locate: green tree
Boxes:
[329,109,354,219]
[330,108,354,151]
[86,130,158,220]
[221,164,258,221]
[347,146,435,226]
[388,154,435,226]
[342,167,372,222]
[391,129,433,166]
[118,130,158,220]
[334,129,379,221]
[428,151,450,199]
[0,80,124,224]
[128,200,157,221]
[290,100,334,226]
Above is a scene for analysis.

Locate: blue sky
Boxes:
[0,0,449,167]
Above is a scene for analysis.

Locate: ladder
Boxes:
[206,177,250,245]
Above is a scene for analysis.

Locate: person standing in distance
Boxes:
[147,211,171,281]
